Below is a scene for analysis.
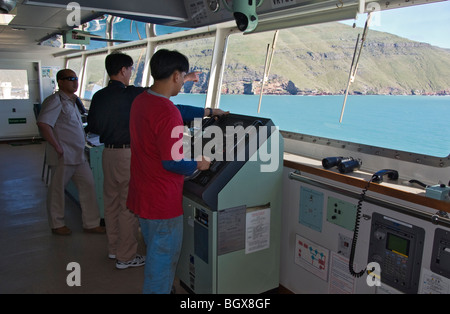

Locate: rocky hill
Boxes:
[181,22,450,96]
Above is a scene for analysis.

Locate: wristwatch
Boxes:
[208,108,213,116]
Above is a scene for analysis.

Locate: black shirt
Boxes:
[86,80,146,145]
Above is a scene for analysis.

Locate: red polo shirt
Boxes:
[127,91,185,219]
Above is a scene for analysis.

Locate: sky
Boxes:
[341,0,450,49]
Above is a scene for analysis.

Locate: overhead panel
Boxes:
[180,0,358,30]
[180,0,445,32]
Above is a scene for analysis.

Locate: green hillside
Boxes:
[180,22,450,95]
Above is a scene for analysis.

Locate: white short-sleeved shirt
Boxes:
[37,91,86,166]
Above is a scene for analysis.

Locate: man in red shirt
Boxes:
[127,49,228,294]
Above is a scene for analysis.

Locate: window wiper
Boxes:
[339,12,373,123]
[258,30,279,113]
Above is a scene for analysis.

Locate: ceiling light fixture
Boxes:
[0,0,17,25]
[0,0,17,13]
[0,13,15,25]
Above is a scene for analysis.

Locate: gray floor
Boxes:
[0,141,185,294]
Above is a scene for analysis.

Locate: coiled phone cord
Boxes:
[349,180,371,278]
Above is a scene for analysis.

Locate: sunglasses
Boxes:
[60,76,78,81]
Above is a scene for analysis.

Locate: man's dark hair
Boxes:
[105,52,133,76]
[150,49,189,80]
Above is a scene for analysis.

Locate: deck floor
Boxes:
[0,141,186,294]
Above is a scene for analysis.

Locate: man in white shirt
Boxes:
[37,69,105,235]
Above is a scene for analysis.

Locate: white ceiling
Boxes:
[0,0,188,53]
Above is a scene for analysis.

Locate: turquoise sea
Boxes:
[172,94,450,158]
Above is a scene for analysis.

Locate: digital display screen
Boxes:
[386,233,409,257]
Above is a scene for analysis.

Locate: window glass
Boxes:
[220,3,450,157]
[154,25,190,36]
[112,17,148,44]
[83,16,108,50]
[40,35,64,49]
[122,47,147,87]
[82,54,106,100]
[66,58,82,77]
[160,36,215,108]
[0,70,29,99]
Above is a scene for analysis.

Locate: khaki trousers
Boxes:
[102,148,139,262]
[47,159,101,229]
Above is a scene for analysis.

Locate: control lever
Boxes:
[184,159,217,181]
[209,160,221,173]
[184,169,201,181]
[202,114,225,129]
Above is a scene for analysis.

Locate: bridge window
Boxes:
[0,70,29,100]
[81,53,107,100]
[154,25,191,36]
[120,46,148,87]
[66,57,82,78]
[111,17,148,44]
[158,35,215,106]
[219,4,450,158]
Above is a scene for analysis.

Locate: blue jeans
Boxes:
[139,215,183,294]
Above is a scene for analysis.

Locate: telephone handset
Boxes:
[349,169,399,278]
[371,169,399,183]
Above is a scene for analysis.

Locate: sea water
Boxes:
[172,94,450,158]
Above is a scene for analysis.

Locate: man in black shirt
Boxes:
[87,52,146,269]
[87,52,201,270]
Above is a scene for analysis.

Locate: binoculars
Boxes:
[322,156,362,174]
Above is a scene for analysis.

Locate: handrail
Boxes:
[281,131,449,168]
[288,170,450,228]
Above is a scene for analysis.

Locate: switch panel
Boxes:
[299,187,324,232]
[431,228,450,279]
[337,233,352,258]
[326,196,357,231]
